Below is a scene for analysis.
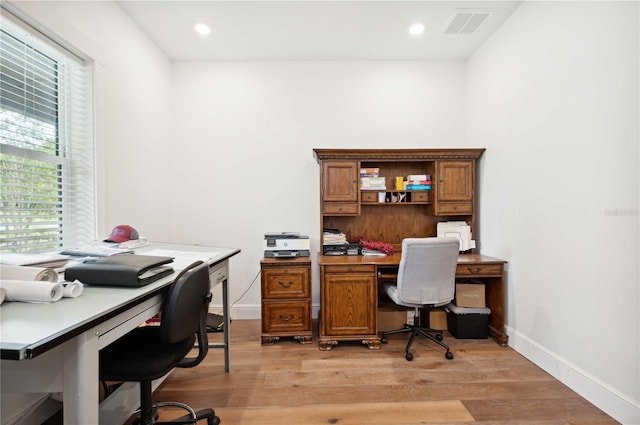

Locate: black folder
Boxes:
[64,254,175,287]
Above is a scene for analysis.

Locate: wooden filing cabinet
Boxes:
[260,257,312,345]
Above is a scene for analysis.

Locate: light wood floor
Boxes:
[150,319,618,425]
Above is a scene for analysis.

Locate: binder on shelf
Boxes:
[64,254,175,287]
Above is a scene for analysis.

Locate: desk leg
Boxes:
[485,275,508,347]
[208,276,230,373]
[222,277,230,372]
[62,330,99,425]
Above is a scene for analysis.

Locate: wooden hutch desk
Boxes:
[318,253,507,350]
[313,148,508,351]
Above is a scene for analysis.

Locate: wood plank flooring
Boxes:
[149,320,618,425]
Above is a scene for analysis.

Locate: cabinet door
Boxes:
[321,161,358,202]
[322,272,376,336]
[437,161,473,202]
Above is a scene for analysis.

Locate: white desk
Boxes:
[0,242,240,425]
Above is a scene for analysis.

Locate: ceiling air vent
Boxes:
[443,10,492,35]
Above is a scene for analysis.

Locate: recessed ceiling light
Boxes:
[194,23,211,35]
[408,23,425,35]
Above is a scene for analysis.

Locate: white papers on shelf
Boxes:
[138,249,219,271]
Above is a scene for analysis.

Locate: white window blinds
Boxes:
[0,13,95,253]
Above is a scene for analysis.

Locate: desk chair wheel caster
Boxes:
[445,351,454,360]
[435,333,443,341]
[405,352,414,361]
[381,337,388,344]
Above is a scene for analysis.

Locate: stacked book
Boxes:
[323,228,348,245]
[323,228,351,255]
[360,167,386,190]
[405,174,432,190]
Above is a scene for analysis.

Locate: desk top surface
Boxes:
[318,252,507,266]
[0,242,240,360]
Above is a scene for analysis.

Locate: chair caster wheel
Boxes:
[381,337,388,344]
[445,351,454,360]
[435,333,443,341]
[405,352,414,361]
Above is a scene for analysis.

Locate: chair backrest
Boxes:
[396,237,459,306]
[160,261,211,346]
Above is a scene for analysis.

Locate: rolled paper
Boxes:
[0,280,64,303]
[62,281,83,298]
[0,264,59,282]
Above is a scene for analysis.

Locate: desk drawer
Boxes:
[436,201,472,215]
[262,301,310,332]
[209,263,228,285]
[262,268,310,299]
[322,202,359,215]
[324,265,375,274]
[456,264,503,277]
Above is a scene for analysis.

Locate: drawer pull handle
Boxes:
[279,313,295,321]
[467,267,482,274]
[279,280,294,288]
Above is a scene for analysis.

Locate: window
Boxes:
[0,13,95,253]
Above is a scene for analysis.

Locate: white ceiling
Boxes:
[117,1,523,61]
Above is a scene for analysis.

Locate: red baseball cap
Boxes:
[104,225,139,243]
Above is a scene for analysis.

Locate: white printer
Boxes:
[263,232,310,258]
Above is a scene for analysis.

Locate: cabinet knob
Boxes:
[279,280,294,288]
[279,313,295,321]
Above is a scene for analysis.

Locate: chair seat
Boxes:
[100,326,196,382]
[382,282,450,310]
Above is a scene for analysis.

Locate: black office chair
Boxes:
[100,261,220,425]
[381,237,459,361]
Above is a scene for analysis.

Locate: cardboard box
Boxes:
[455,283,486,308]
[445,303,490,339]
[378,303,407,332]
[427,308,447,330]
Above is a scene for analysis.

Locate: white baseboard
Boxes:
[507,326,640,424]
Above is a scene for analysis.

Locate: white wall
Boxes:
[169,61,467,315]
[467,1,639,423]
[4,1,638,423]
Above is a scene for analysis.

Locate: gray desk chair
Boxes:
[100,261,220,425]
[381,237,459,361]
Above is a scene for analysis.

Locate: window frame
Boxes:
[0,10,96,253]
